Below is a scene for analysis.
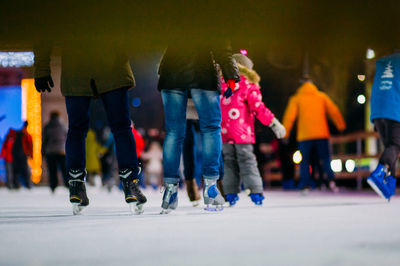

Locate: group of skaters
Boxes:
[3,39,395,215]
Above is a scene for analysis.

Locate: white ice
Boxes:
[1,187,400,266]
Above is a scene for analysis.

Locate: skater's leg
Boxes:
[222,143,240,194]
[5,162,14,189]
[378,119,400,175]
[100,87,139,173]
[65,96,91,170]
[161,89,188,184]
[101,87,146,213]
[191,88,225,208]
[191,88,221,180]
[235,143,264,194]
[46,154,59,191]
[368,119,398,199]
[298,140,312,189]
[315,139,338,192]
[12,160,21,189]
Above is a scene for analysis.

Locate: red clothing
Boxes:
[21,128,33,158]
[0,129,16,162]
[132,128,144,157]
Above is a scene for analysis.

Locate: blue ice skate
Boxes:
[226,193,239,206]
[203,179,225,211]
[367,164,396,200]
[160,183,178,214]
[249,193,265,206]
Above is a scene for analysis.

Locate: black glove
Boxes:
[34,76,54,93]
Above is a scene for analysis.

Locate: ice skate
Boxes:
[120,168,147,215]
[226,193,239,206]
[249,193,265,206]
[203,179,225,211]
[68,169,89,215]
[367,164,391,200]
[160,183,178,214]
[185,179,201,207]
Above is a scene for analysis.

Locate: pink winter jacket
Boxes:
[221,67,275,144]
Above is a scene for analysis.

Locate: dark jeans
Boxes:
[374,118,400,175]
[12,157,31,188]
[65,87,139,177]
[46,153,68,190]
[298,138,334,189]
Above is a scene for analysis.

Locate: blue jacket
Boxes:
[371,53,400,122]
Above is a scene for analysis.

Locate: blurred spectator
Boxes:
[141,137,163,190]
[132,124,145,187]
[282,80,346,192]
[85,129,107,186]
[0,128,16,189]
[43,111,68,192]
[12,121,33,189]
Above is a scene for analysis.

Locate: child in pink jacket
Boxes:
[221,53,286,206]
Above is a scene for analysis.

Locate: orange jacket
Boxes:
[282,82,346,141]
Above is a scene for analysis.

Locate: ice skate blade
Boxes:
[192,200,200,207]
[72,203,85,215]
[204,205,224,212]
[129,202,144,215]
[367,179,387,201]
[160,208,172,214]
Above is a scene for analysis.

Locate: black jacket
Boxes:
[158,40,240,92]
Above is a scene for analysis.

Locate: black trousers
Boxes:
[374,118,400,176]
[46,154,68,190]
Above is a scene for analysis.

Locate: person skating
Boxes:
[43,111,68,192]
[0,128,16,189]
[157,38,240,213]
[220,53,286,206]
[34,41,146,215]
[367,52,400,200]
[11,122,33,189]
[282,79,346,192]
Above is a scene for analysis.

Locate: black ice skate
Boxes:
[68,169,89,215]
[119,167,147,215]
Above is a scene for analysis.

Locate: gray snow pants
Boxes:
[222,143,263,194]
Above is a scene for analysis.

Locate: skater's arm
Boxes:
[211,41,240,83]
[247,86,275,126]
[323,94,346,132]
[282,97,298,138]
[33,44,54,92]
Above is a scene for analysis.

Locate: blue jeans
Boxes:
[162,89,222,184]
[65,87,139,176]
[298,138,334,189]
[182,120,224,182]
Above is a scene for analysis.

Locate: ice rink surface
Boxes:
[1,187,400,266]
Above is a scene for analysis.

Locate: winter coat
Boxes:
[34,40,135,97]
[158,40,240,92]
[0,129,16,163]
[282,82,346,142]
[43,118,67,155]
[371,53,400,123]
[85,130,107,173]
[220,65,275,144]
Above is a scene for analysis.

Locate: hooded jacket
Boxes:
[220,64,275,144]
[282,82,346,141]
